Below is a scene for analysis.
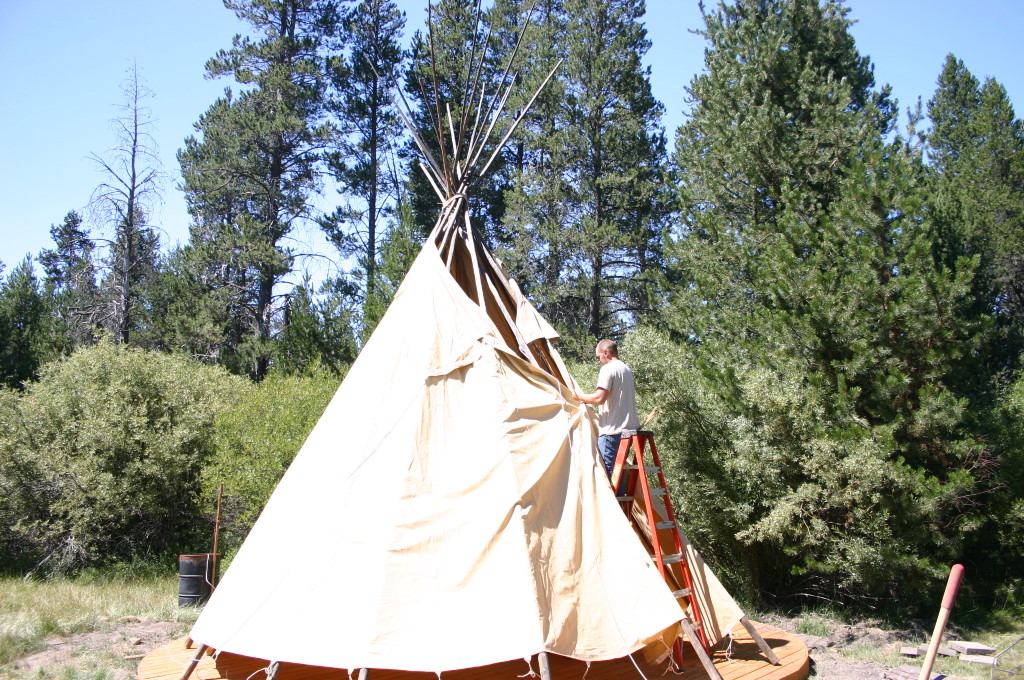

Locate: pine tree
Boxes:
[927,54,1024,361]
[100,207,161,347]
[360,199,420,341]
[179,94,290,376]
[38,211,100,351]
[655,0,991,605]
[499,0,670,356]
[138,244,244,368]
[323,0,406,309]
[274,276,358,375]
[180,0,342,380]
[0,258,54,389]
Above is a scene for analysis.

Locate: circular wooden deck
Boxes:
[138,620,808,680]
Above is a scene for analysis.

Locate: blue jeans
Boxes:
[598,434,622,477]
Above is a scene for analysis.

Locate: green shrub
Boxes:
[0,342,245,573]
[202,368,342,555]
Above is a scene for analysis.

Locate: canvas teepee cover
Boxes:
[188,229,688,671]
[187,13,745,673]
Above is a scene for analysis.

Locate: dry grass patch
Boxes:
[0,574,198,679]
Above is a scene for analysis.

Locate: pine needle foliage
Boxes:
[646,0,997,609]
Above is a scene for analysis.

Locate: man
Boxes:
[574,339,640,477]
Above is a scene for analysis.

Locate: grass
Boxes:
[794,610,843,638]
[0,570,198,680]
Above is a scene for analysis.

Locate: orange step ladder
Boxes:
[610,431,779,677]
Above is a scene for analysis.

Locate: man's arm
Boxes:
[574,387,608,405]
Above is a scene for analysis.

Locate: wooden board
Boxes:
[138,621,808,680]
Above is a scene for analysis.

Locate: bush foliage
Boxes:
[202,368,342,556]
[0,342,245,573]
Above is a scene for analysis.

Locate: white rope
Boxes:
[244,663,274,680]
[160,640,190,667]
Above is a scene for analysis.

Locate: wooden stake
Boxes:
[918,564,964,680]
[178,643,208,680]
[211,482,223,591]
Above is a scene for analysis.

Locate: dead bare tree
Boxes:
[89,62,164,344]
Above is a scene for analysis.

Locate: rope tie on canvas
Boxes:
[244,661,276,680]
[517,656,538,678]
[161,641,218,679]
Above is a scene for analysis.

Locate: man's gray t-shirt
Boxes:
[596,358,639,436]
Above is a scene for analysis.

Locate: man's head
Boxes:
[595,339,618,365]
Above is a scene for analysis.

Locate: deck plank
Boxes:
[138,622,808,680]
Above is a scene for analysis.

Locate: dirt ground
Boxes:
[761,614,917,680]
[8,614,964,680]
[9,616,190,679]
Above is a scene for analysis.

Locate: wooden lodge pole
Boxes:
[538,652,551,680]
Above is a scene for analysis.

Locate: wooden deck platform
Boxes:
[138,620,808,680]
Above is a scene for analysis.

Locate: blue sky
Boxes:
[1,0,1022,282]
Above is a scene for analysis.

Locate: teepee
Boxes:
[184,6,748,677]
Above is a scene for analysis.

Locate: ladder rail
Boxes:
[645,436,712,652]
[610,433,712,657]
[610,431,780,673]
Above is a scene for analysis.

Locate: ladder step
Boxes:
[655,520,676,530]
[672,588,692,598]
[618,489,666,500]
[662,553,686,565]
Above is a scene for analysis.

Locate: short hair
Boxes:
[596,339,618,356]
